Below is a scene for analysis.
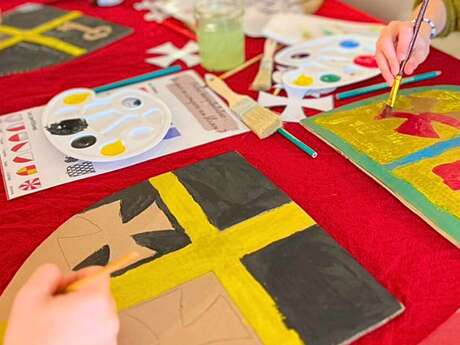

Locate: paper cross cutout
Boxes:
[145,41,200,68]
[258,86,334,123]
[134,0,169,22]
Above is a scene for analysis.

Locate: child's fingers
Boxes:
[17,264,62,303]
[404,47,429,75]
[56,266,101,292]
[376,34,400,76]
[395,22,414,61]
[375,51,394,85]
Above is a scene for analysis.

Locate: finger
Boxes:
[404,46,429,75]
[18,264,62,302]
[375,50,394,85]
[396,23,414,61]
[377,36,400,76]
[57,266,102,291]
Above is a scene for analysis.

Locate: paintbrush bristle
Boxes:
[251,64,273,91]
[381,104,394,118]
[233,98,282,139]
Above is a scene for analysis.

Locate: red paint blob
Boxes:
[354,55,378,68]
[433,160,460,191]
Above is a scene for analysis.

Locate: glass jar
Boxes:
[194,0,245,72]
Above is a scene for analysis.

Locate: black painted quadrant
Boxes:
[241,225,403,345]
[174,152,290,230]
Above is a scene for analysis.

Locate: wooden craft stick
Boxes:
[220,53,264,80]
[64,252,140,293]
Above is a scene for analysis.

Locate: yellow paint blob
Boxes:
[101,140,126,157]
[63,92,91,105]
[293,75,314,87]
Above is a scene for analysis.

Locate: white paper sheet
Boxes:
[0,71,248,200]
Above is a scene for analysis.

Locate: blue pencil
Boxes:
[278,128,318,159]
[94,65,182,93]
[336,70,441,100]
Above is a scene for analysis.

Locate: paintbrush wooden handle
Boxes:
[400,0,430,74]
[64,252,140,293]
[205,74,243,107]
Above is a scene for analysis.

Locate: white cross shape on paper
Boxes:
[145,41,200,68]
[258,86,334,123]
[134,0,169,22]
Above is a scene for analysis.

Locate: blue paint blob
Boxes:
[340,40,360,49]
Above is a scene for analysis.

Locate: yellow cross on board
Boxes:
[112,173,317,345]
[0,11,87,57]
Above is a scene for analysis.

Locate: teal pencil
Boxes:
[336,70,441,100]
[278,128,318,158]
[94,65,182,93]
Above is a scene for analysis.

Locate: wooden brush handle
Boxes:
[400,0,430,75]
[263,39,277,61]
[205,74,243,107]
[64,252,140,293]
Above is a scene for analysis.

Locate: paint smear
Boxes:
[293,75,314,87]
[101,140,126,156]
[64,92,91,105]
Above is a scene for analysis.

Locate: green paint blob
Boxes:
[320,74,341,83]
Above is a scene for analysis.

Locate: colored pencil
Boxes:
[64,252,140,293]
[94,65,182,93]
[278,128,318,158]
[336,71,441,100]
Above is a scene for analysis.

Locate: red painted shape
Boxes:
[353,55,378,68]
[7,123,25,132]
[11,142,30,153]
[8,132,28,142]
[376,111,460,138]
[433,160,460,191]
[419,309,460,345]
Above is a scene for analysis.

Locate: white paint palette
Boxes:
[42,88,171,162]
[275,35,381,91]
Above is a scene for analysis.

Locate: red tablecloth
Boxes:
[1,1,459,344]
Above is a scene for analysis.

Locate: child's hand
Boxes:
[376,20,432,85]
[5,264,119,345]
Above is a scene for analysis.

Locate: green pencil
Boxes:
[94,65,182,93]
[278,128,318,158]
[336,70,441,100]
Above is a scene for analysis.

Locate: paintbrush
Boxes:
[251,39,277,91]
[206,74,282,139]
[205,75,318,158]
[64,252,140,293]
[382,0,430,116]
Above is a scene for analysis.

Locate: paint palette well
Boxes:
[275,35,381,91]
[42,88,172,162]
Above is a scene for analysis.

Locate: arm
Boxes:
[376,0,448,84]
[4,264,119,345]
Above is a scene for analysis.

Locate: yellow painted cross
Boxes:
[0,11,87,57]
[112,173,317,345]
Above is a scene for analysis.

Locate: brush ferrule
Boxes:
[386,75,403,108]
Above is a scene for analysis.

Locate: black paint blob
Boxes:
[71,135,97,149]
[46,118,88,136]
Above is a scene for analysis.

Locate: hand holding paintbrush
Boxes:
[382,0,429,116]
[2,253,140,345]
[382,0,431,115]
